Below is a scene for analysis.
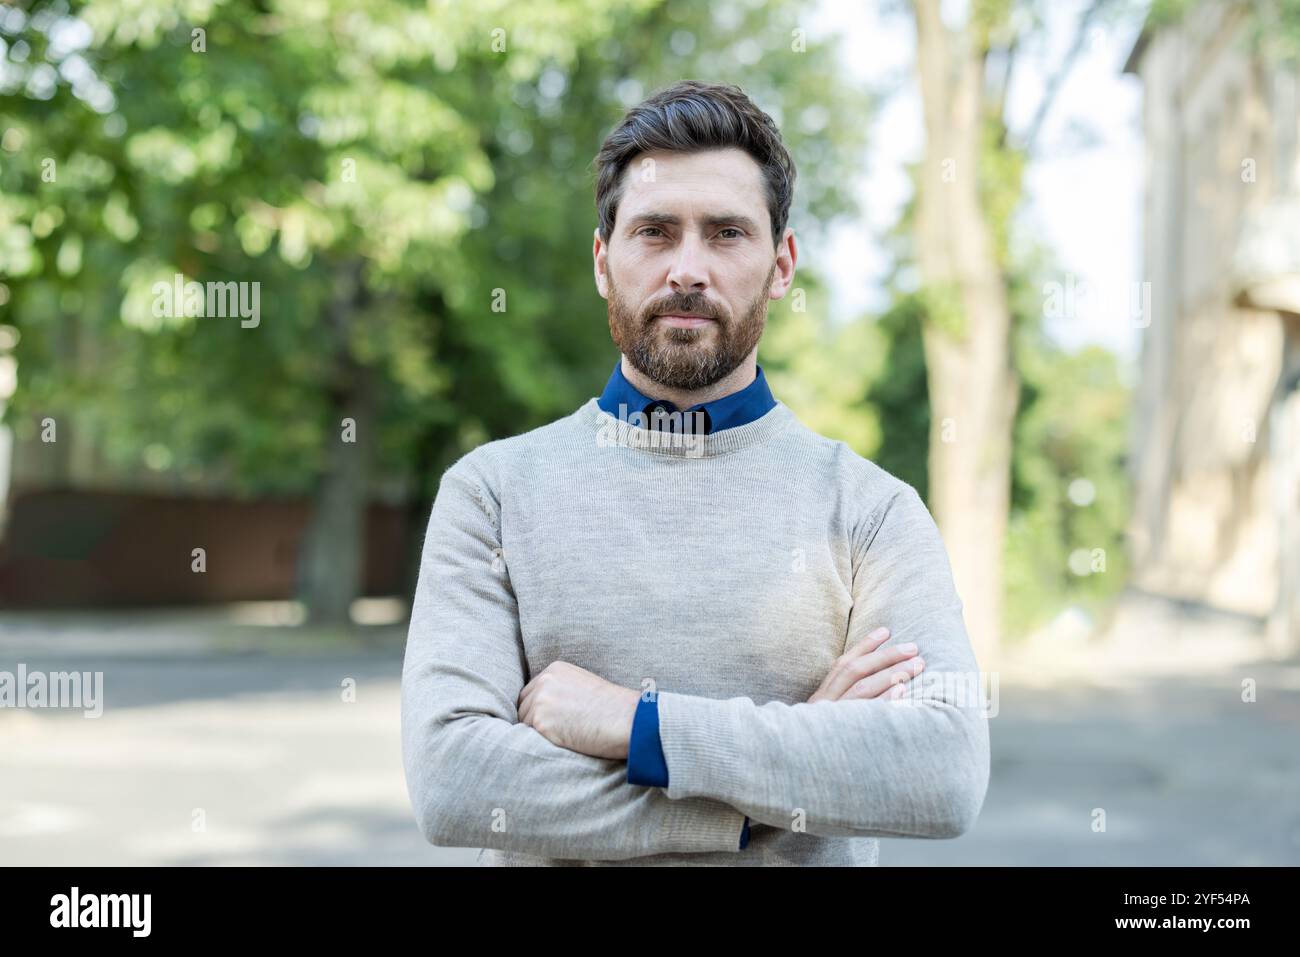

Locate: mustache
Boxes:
[644,299,722,321]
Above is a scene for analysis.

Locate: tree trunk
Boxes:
[912,0,1020,669]
[297,262,373,627]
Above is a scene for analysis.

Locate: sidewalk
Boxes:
[3,603,1297,865]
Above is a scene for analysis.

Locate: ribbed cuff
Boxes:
[655,691,748,803]
[655,797,749,853]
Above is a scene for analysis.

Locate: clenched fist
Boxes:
[517,661,642,760]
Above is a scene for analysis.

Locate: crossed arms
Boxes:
[399,462,991,860]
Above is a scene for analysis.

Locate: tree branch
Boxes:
[1020,0,1113,154]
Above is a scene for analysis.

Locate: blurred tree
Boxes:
[1003,244,1132,637]
[908,0,1118,663]
[0,0,872,620]
[1,0,646,622]
[868,211,1133,641]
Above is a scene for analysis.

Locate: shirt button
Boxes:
[644,401,674,430]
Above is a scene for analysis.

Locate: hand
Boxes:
[806,627,925,703]
[517,661,641,760]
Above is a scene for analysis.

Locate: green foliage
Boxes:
[978,116,1025,270]
[0,0,1132,636]
[864,291,930,496]
[1145,0,1300,67]
[868,55,1130,640]
[0,0,871,505]
[762,293,886,457]
[1146,0,1195,29]
[1004,335,1132,637]
[1005,243,1133,636]
[1242,0,1300,66]
[867,248,1133,640]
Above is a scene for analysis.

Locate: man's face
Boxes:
[594,148,793,391]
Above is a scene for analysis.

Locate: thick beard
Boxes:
[606,260,775,391]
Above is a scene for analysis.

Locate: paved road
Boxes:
[1,612,470,866]
[3,610,1298,866]
[882,671,1300,865]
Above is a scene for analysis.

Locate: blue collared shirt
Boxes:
[599,360,777,851]
[597,359,776,437]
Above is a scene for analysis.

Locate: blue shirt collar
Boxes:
[596,360,777,434]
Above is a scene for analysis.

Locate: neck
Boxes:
[620,352,758,409]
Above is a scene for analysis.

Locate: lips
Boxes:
[656,313,715,328]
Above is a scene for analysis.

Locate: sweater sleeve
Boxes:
[400,459,749,860]
[653,484,991,840]
[626,696,751,849]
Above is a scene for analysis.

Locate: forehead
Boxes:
[617,148,765,219]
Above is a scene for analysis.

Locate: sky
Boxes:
[803,0,1147,364]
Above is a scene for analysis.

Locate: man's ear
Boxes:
[770,226,797,299]
[593,226,609,299]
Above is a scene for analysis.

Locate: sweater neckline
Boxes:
[576,396,797,458]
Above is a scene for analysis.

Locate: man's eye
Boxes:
[717,228,743,239]
[638,227,665,238]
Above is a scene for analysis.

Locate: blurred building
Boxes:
[1124,0,1300,656]
[0,378,412,609]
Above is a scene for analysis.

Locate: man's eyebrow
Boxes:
[625,212,761,233]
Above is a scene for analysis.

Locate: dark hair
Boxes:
[592,80,796,250]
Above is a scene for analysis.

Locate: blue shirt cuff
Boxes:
[740,816,751,849]
[626,695,669,787]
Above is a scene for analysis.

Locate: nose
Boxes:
[666,232,708,295]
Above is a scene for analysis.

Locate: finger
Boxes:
[518,676,542,720]
[859,641,919,676]
[872,657,925,699]
[826,641,919,699]
[881,666,918,700]
[843,626,891,661]
[843,656,926,701]
[818,628,892,700]
[886,682,908,701]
